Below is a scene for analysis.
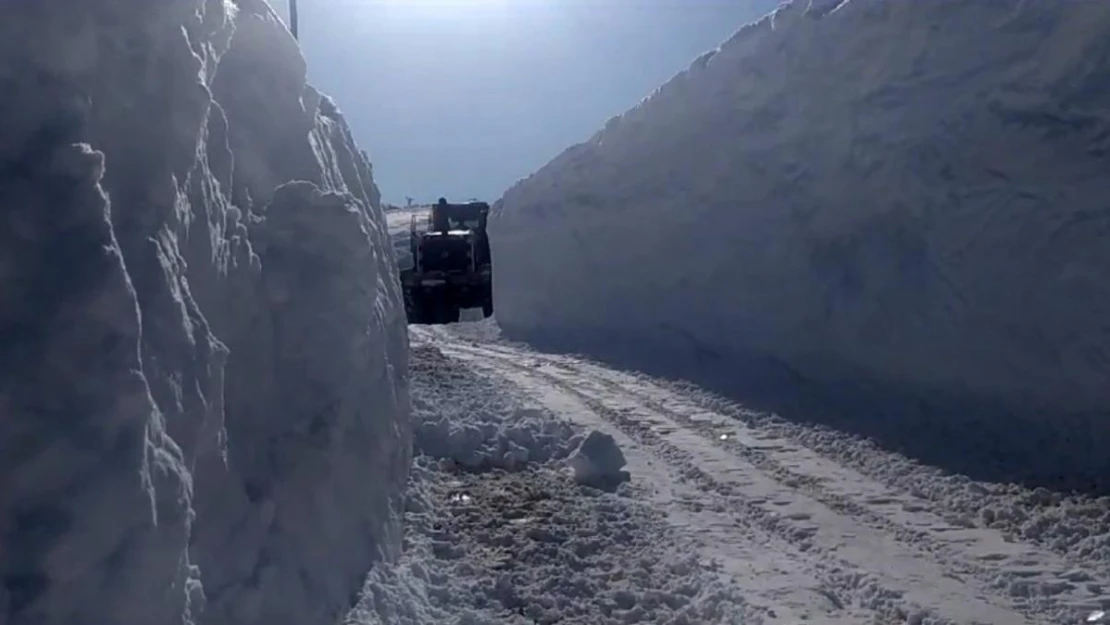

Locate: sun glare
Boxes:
[375,0,513,16]
[378,0,510,8]
[387,0,507,3]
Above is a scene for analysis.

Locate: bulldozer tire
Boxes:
[416,292,457,325]
[410,292,434,325]
[443,303,461,324]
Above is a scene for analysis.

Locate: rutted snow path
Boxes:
[411,324,1110,625]
[351,341,758,625]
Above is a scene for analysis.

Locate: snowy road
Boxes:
[409,324,1110,625]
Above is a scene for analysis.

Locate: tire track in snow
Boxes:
[427,332,1110,604]
[420,328,1110,619]
[535,359,1110,623]
[434,331,1110,587]
[417,332,1058,624]
[437,344,911,624]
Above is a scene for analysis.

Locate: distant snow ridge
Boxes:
[351,343,756,625]
[491,0,1110,479]
[0,2,409,625]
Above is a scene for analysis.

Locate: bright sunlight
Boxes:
[373,0,514,19]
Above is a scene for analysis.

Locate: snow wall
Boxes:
[492,1,1110,438]
[0,1,411,624]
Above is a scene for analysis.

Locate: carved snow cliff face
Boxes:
[0,1,410,624]
[492,1,1110,483]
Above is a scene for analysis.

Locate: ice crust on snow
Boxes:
[491,1,1110,436]
[0,2,409,624]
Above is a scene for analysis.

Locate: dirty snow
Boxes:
[349,342,757,625]
[401,324,1110,625]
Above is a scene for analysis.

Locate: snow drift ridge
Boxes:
[0,1,410,624]
[491,1,1110,439]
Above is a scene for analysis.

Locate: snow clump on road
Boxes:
[347,341,757,625]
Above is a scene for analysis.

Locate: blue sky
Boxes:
[279,0,779,204]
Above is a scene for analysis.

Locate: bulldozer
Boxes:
[400,198,493,324]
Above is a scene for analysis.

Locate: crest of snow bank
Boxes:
[0,1,408,624]
[492,0,1110,428]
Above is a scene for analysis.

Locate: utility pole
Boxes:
[289,0,299,40]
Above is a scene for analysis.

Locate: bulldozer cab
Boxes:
[408,200,492,267]
[429,199,488,233]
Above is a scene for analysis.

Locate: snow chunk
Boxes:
[0,1,408,624]
[568,430,631,490]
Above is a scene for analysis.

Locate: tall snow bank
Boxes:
[0,1,410,624]
[492,1,1110,422]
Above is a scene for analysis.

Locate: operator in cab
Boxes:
[433,197,450,232]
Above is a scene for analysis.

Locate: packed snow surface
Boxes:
[489,0,1110,486]
[0,1,409,624]
[379,323,1110,625]
[351,341,758,625]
